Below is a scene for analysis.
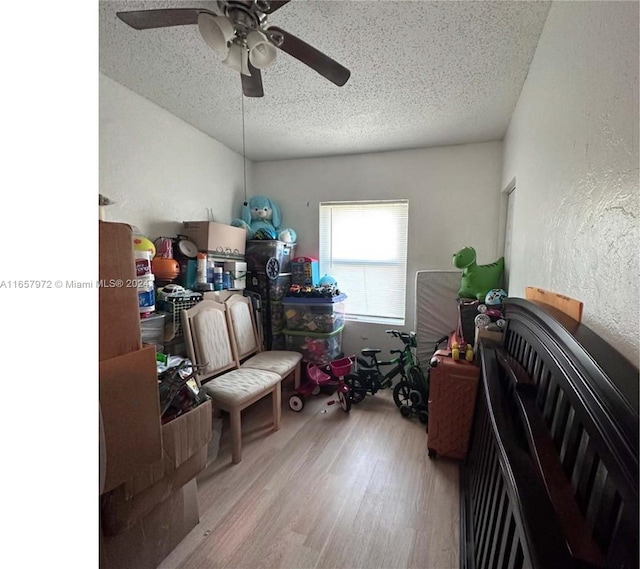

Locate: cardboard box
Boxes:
[101,478,200,569]
[182,221,246,257]
[101,400,212,536]
[99,345,163,494]
[125,399,212,496]
[99,222,142,361]
[474,327,504,352]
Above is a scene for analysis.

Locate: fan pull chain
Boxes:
[242,93,248,205]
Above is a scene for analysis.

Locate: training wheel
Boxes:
[288,394,305,412]
[409,390,423,406]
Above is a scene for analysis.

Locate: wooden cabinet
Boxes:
[427,354,479,460]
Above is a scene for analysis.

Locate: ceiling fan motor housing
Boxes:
[220,1,267,37]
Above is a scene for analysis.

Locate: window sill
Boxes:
[345,315,405,326]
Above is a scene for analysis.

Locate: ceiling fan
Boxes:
[116,0,351,97]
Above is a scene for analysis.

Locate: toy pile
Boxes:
[281,274,347,366]
[474,288,507,332]
[286,282,342,299]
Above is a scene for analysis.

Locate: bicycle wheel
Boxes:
[337,389,351,412]
[409,365,427,389]
[393,380,413,409]
[344,374,366,404]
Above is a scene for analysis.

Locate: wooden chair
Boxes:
[181,300,282,464]
[224,294,303,389]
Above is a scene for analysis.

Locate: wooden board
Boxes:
[524,287,583,322]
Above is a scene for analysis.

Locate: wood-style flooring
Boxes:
[158,383,460,569]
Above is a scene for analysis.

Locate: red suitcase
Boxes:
[427,351,480,460]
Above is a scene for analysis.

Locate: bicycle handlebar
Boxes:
[385,329,411,338]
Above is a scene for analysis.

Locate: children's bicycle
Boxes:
[392,335,448,425]
[344,330,422,404]
[288,356,353,413]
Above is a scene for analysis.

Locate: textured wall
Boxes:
[502,1,639,363]
[255,142,503,358]
[99,74,253,239]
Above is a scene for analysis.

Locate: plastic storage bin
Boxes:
[140,312,165,353]
[247,272,292,302]
[246,240,296,274]
[284,325,344,366]
[282,294,347,333]
[156,290,203,341]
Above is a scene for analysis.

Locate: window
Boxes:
[319,200,409,325]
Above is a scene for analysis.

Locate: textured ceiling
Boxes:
[99,0,551,162]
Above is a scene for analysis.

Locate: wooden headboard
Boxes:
[460,298,638,569]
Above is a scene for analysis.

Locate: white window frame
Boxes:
[319,199,409,325]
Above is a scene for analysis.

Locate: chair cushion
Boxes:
[199,368,280,406]
[240,351,302,378]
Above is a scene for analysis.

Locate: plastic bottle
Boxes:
[465,344,474,362]
[196,252,207,284]
[213,267,224,291]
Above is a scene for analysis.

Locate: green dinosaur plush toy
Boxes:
[453,246,505,300]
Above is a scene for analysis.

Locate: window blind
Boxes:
[319,200,408,325]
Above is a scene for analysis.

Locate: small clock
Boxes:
[177,238,199,259]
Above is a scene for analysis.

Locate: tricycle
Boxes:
[288,356,353,413]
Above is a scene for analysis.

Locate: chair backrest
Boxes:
[181,299,238,381]
[202,290,239,303]
[224,294,262,362]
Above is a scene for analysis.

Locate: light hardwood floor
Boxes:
[158,383,460,569]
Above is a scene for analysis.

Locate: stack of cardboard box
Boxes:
[99,222,211,569]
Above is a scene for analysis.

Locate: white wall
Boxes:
[255,142,503,357]
[502,1,639,363]
[99,74,253,239]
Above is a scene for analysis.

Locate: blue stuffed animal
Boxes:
[231,195,297,242]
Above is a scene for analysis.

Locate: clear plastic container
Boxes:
[282,294,347,333]
[284,325,344,365]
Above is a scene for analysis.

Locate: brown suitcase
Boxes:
[427,353,480,460]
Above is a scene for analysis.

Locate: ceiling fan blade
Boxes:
[116,8,210,30]
[241,62,264,97]
[267,26,350,87]
[260,1,292,14]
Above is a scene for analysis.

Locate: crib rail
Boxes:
[460,299,638,569]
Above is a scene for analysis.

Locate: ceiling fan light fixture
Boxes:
[197,12,235,52]
[224,42,251,76]
[247,30,277,69]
